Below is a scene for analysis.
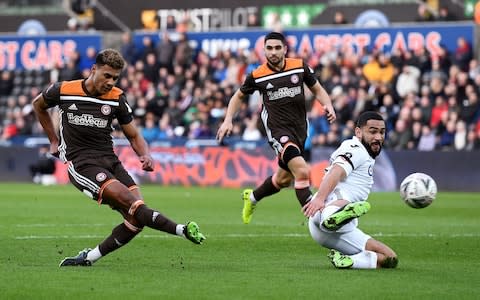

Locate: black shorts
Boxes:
[269,132,306,172]
[67,155,136,201]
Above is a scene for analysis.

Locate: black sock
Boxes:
[295,187,312,207]
[253,176,281,202]
[98,223,139,256]
[134,205,177,235]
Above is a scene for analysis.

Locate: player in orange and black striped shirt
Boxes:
[32,49,205,267]
[217,32,336,224]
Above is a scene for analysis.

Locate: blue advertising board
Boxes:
[0,33,102,70]
[135,23,474,58]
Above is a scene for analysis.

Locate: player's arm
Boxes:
[32,93,59,156]
[308,82,336,124]
[216,89,247,143]
[121,122,154,171]
[302,164,346,217]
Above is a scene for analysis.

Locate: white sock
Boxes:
[86,246,102,263]
[176,224,185,236]
[350,250,377,269]
[250,193,257,204]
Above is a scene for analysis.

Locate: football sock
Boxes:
[350,250,377,269]
[176,224,185,236]
[86,246,102,263]
[253,176,280,203]
[97,223,139,258]
[134,205,177,235]
[295,187,312,207]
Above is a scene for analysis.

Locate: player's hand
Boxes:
[140,155,154,172]
[49,141,60,158]
[216,121,233,144]
[302,196,325,218]
[324,104,336,124]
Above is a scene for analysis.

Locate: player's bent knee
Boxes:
[380,256,399,268]
[282,144,302,165]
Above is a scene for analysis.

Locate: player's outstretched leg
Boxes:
[59,248,92,267]
[322,201,371,231]
[183,221,206,244]
[242,189,256,224]
[327,249,353,269]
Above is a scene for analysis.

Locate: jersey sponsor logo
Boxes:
[266,82,274,89]
[290,74,299,84]
[95,172,107,182]
[67,113,108,128]
[68,104,78,110]
[101,104,111,115]
[266,86,301,101]
[368,164,373,176]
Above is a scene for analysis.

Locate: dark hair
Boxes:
[264,32,286,45]
[95,48,125,70]
[356,111,384,127]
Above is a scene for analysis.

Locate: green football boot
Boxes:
[322,201,371,231]
[242,189,256,224]
[184,221,206,244]
[327,249,353,269]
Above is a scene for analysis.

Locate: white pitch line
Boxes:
[13,232,480,240]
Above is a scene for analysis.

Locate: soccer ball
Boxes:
[399,172,437,208]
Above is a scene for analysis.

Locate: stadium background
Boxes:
[0,0,479,191]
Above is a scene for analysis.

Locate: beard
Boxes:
[266,55,283,68]
[361,138,382,158]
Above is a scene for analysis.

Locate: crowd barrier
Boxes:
[1,140,479,192]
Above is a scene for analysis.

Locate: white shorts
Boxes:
[308,205,371,255]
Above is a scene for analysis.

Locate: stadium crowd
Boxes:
[1,31,479,151]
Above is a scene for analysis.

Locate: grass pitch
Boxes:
[0,183,478,299]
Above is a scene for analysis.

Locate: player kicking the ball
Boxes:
[302,111,398,269]
[32,49,205,267]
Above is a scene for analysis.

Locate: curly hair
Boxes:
[95,48,125,70]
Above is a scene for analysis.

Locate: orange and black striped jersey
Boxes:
[240,58,317,154]
[42,80,132,162]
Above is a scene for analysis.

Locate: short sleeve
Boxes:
[116,94,133,125]
[239,73,257,95]
[331,143,368,176]
[42,82,62,108]
[303,62,318,87]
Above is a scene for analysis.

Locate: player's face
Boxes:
[264,39,286,68]
[358,119,386,158]
[91,64,121,95]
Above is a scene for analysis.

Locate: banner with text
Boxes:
[135,23,474,58]
[0,33,102,70]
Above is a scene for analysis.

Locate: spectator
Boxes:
[247,13,260,27]
[453,36,472,71]
[156,31,176,73]
[437,6,456,21]
[386,118,411,150]
[120,31,139,65]
[242,115,262,141]
[454,120,467,150]
[332,11,348,25]
[0,71,14,96]
[396,65,420,98]
[415,3,435,22]
[417,125,436,151]
[174,33,193,68]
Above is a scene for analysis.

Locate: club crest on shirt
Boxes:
[96,172,107,182]
[280,136,289,143]
[290,74,299,84]
[368,165,373,176]
[101,105,111,115]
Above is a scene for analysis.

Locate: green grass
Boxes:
[0,183,478,299]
